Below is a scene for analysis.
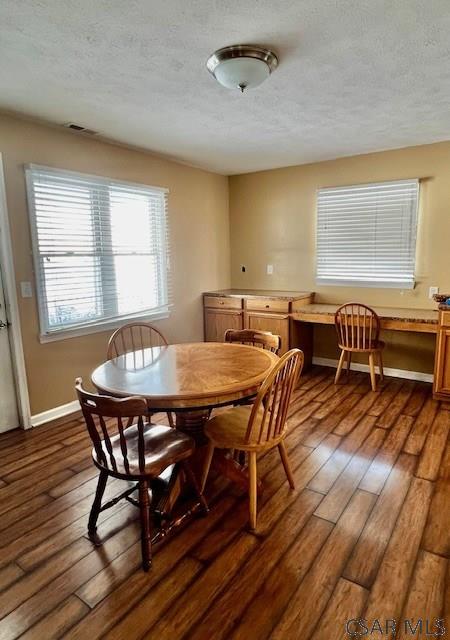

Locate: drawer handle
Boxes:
[219,301,224,305]
[265,304,270,309]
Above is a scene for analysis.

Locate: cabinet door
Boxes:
[246,312,290,355]
[204,309,243,343]
[434,329,450,396]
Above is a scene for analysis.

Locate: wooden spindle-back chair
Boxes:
[334,303,384,391]
[76,378,207,571]
[107,322,174,427]
[107,322,168,359]
[225,329,282,418]
[224,329,281,354]
[201,348,303,529]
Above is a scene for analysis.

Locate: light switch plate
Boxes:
[266,264,274,275]
[20,281,33,298]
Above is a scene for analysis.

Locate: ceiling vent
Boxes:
[63,123,98,135]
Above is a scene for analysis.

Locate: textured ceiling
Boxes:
[1,1,450,174]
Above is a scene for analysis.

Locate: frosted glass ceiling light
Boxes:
[206,45,278,93]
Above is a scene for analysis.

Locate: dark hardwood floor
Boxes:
[0,367,448,639]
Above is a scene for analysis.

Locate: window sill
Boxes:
[39,311,170,343]
[316,278,415,290]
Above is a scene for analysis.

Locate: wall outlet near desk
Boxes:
[266,264,274,275]
[429,286,439,299]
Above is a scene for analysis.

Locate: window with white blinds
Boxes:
[316,179,419,288]
[25,165,170,338]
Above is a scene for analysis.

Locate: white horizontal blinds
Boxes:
[316,179,419,288]
[26,165,170,334]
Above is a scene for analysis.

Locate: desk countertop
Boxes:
[204,289,313,300]
[292,303,439,325]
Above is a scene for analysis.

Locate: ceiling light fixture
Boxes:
[206,45,278,93]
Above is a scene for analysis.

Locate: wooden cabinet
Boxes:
[203,289,314,358]
[204,308,243,343]
[433,309,450,398]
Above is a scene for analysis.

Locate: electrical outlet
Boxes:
[266,264,274,275]
[429,286,439,299]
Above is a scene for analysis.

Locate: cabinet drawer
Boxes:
[245,298,290,313]
[204,296,242,310]
[439,310,450,327]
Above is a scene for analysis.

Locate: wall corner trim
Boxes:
[312,357,434,383]
[31,399,81,427]
[0,154,32,429]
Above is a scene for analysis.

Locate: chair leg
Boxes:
[201,441,215,493]
[335,350,346,384]
[88,469,108,539]
[368,353,377,391]
[248,452,258,531]
[181,459,209,515]
[378,350,384,381]
[138,480,152,572]
[167,412,175,428]
[278,441,295,489]
[346,351,352,377]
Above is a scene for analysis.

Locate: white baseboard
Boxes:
[313,357,434,383]
[31,400,81,427]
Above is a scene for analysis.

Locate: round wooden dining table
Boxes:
[92,342,279,493]
[92,341,278,435]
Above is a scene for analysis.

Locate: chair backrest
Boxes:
[224,329,281,354]
[334,303,380,350]
[245,349,303,445]
[107,322,168,360]
[76,378,149,475]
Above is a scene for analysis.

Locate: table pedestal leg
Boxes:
[176,409,261,494]
[148,410,209,531]
[175,410,210,446]
[212,450,251,493]
[148,407,265,542]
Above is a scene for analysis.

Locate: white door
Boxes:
[0,260,18,432]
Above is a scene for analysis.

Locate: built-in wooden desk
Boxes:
[203,292,443,392]
[291,303,439,371]
[291,304,439,333]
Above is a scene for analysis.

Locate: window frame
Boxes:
[25,164,171,343]
[315,178,420,289]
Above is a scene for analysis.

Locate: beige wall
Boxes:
[0,114,230,415]
[229,142,450,374]
[3,115,449,415]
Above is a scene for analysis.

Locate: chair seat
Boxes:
[338,339,385,353]
[93,423,195,478]
[205,405,282,451]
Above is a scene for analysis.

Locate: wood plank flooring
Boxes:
[0,367,448,639]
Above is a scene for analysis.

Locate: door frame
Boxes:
[0,154,31,429]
